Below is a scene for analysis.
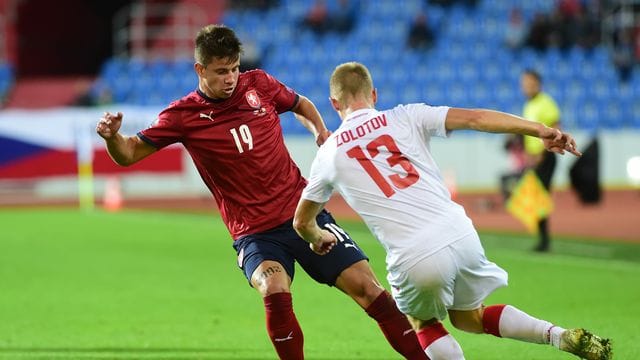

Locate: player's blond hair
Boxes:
[330,62,374,107]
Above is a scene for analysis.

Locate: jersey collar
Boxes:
[197,88,228,103]
[345,108,375,122]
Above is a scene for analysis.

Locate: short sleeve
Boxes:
[401,103,450,138]
[301,148,335,204]
[137,107,183,149]
[257,70,299,114]
[540,96,560,127]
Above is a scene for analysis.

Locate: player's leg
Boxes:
[334,260,428,359]
[291,210,426,359]
[234,234,303,360]
[533,152,556,252]
[409,317,464,360]
[449,306,612,360]
[389,245,466,359]
[447,233,612,360]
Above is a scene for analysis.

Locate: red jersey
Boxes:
[137,69,307,239]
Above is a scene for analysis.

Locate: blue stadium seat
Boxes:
[592,80,614,102]
[577,104,601,131]
[422,84,445,106]
[563,80,586,102]
[91,2,630,131]
[630,102,640,128]
[0,62,13,96]
[604,103,624,129]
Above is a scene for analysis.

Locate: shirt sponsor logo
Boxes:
[245,89,261,109]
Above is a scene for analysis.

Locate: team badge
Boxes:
[245,90,261,109]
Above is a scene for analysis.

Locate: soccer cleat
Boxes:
[560,328,613,360]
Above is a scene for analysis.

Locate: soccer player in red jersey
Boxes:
[96,25,426,360]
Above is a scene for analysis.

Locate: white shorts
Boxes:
[387,232,508,321]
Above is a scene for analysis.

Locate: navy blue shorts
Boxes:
[232,210,368,287]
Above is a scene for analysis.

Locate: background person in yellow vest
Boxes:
[521,69,560,252]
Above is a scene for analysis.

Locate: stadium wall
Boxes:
[0,108,638,203]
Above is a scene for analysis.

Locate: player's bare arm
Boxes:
[293,199,338,255]
[444,108,581,157]
[292,95,332,146]
[96,111,157,166]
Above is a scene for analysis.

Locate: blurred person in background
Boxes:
[520,69,560,252]
[300,0,330,35]
[228,0,279,11]
[504,7,527,51]
[500,133,527,202]
[328,0,357,34]
[237,32,263,72]
[96,24,427,360]
[612,28,635,82]
[407,13,435,51]
[300,0,357,36]
[525,12,552,51]
[293,61,610,360]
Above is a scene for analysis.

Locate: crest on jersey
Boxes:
[245,90,261,109]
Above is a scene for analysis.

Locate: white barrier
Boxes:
[0,107,638,202]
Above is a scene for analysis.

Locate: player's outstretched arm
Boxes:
[96,111,157,166]
[292,95,332,146]
[444,108,581,157]
[293,199,337,255]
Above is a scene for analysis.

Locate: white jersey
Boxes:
[301,104,477,272]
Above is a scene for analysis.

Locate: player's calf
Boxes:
[415,321,465,360]
[479,304,613,360]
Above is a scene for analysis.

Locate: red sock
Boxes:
[263,292,304,360]
[416,322,448,349]
[482,304,506,337]
[365,291,428,360]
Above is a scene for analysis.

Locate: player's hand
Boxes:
[309,230,337,255]
[316,130,332,147]
[96,111,123,140]
[540,127,582,157]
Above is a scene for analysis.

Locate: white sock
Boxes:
[499,305,565,345]
[425,334,465,360]
[548,326,566,349]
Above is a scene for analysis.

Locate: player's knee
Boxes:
[336,262,385,307]
[257,282,290,297]
[410,316,439,331]
[262,287,290,298]
[449,310,484,334]
[361,278,385,303]
[344,276,382,302]
[251,263,291,297]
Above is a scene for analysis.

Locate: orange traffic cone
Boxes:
[103,176,123,212]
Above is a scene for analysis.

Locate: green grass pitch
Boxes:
[1,209,639,359]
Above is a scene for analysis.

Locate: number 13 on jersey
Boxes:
[346,134,419,197]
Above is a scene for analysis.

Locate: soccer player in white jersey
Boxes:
[293,62,612,360]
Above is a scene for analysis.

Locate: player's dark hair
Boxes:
[194,24,243,66]
[522,69,542,83]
